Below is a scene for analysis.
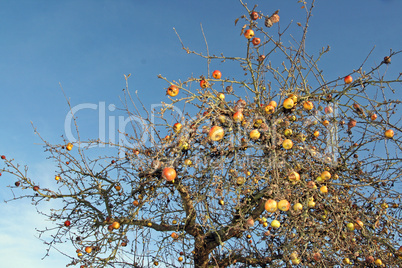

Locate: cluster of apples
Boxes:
[243,10,280,47]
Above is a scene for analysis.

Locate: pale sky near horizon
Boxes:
[0,0,401,267]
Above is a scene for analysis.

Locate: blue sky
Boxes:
[0,0,401,267]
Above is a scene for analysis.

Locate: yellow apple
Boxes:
[244,29,255,39]
[288,171,300,182]
[288,93,298,103]
[347,222,355,231]
[249,129,261,140]
[264,104,275,114]
[283,98,294,109]
[282,139,293,150]
[293,202,303,212]
[284,129,293,136]
[343,258,351,265]
[271,219,280,229]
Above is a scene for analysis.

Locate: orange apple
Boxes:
[320,185,328,194]
[282,139,293,150]
[374,259,382,266]
[283,98,294,109]
[278,199,290,211]
[111,221,120,229]
[264,104,275,114]
[173,123,182,133]
[322,120,330,126]
[313,130,319,137]
[348,119,357,129]
[66,142,73,151]
[85,246,92,254]
[209,126,224,141]
[249,129,261,140]
[321,171,331,180]
[233,111,244,122]
[212,70,222,79]
[370,113,377,121]
[385,129,394,138]
[166,85,179,97]
[344,75,353,84]
[303,101,314,111]
[244,29,255,39]
[265,199,278,213]
[270,14,280,23]
[55,175,61,181]
[268,100,277,108]
[162,167,177,182]
[355,220,364,230]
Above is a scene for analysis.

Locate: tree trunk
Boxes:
[193,236,213,268]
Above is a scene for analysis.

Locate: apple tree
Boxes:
[2,1,402,267]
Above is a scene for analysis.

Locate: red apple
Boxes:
[64,220,71,227]
[252,37,261,46]
[200,79,209,88]
[1,155,5,160]
[250,11,259,20]
[344,75,353,84]
[212,70,222,79]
